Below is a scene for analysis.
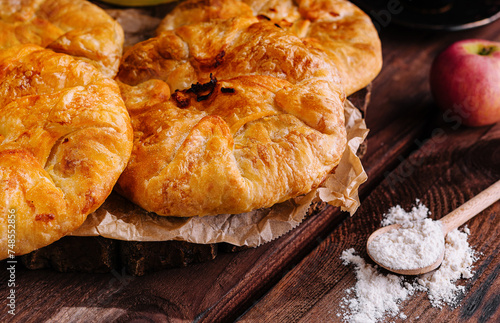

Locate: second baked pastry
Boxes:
[117,17,347,217]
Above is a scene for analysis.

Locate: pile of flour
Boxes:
[339,200,477,323]
[367,217,444,270]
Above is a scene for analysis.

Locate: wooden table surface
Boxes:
[2,6,500,323]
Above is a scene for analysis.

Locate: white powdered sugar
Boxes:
[367,218,444,270]
[339,200,478,322]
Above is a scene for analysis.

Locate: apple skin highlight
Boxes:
[430,39,500,127]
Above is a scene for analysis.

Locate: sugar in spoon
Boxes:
[366,179,500,275]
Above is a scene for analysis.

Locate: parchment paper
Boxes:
[71,100,369,247]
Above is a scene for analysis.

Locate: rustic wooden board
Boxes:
[239,121,500,322]
[2,9,499,323]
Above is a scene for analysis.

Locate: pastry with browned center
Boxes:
[0,0,124,77]
[157,0,382,95]
[116,17,346,217]
[0,44,133,259]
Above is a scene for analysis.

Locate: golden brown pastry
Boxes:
[156,0,382,95]
[0,0,124,78]
[0,44,133,259]
[116,17,346,217]
[158,0,254,30]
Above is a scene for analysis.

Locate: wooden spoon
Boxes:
[367,179,500,275]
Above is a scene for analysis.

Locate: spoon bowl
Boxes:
[366,223,445,275]
[367,179,500,275]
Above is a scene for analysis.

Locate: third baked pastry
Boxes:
[157,0,382,95]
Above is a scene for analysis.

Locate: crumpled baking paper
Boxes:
[71,100,369,247]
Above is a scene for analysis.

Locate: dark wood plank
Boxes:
[238,118,500,322]
[361,18,500,195]
[3,7,499,323]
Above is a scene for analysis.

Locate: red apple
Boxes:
[430,39,500,127]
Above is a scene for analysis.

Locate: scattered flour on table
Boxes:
[339,248,417,323]
[339,200,478,323]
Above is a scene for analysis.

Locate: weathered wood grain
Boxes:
[238,120,500,323]
[1,7,499,323]
[360,20,500,195]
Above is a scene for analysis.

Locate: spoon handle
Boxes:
[439,180,500,235]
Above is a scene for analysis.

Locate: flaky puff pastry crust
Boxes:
[157,0,382,96]
[0,45,133,259]
[117,17,346,217]
[0,0,124,78]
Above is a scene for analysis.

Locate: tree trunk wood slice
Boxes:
[18,2,372,277]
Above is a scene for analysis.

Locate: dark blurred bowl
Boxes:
[352,0,500,31]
